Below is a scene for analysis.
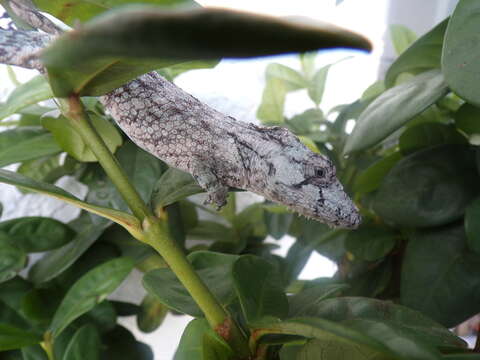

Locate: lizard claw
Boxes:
[204,188,228,210]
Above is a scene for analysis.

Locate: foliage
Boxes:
[0,0,479,359]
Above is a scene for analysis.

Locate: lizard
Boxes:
[0,11,361,229]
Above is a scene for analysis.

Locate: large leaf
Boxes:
[0,169,141,236]
[257,78,287,124]
[49,257,134,337]
[372,145,479,228]
[386,18,448,87]
[33,0,198,26]
[465,197,480,254]
[0,324,42,351]
[345,70,449,153]
[0,217,74,253]
[42,114,122,162]
[353,152,402,194]
[101,325,153,359]
[28,214,109,283]
[41,5,371,96]
[143,251,238,317]
[0,76,53,121]
[310,297,466,349]
[401,225,480,327]
[442,0,480,106]
[288,283,349,317]
[63,324,101,360]
[232,255,288,322]
[0,130,61,168]
[0,234,26,283]
[390,24,417,56]
[345,225,396,261]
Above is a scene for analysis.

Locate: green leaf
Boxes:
[63,324,101,360]
[101,325,153,359]
[150,167,202,210]
[232,255,288,322]
[0,217,74,253]
[42,5,371,97]
[137,294,168,333]
[295,338,390,360]
[188,221,236,243]
[386,18,448,87]
[202,330,234,360]
[345,70,449,154]
[0,324,42,351]
[399,122,466,155]
[266,63,308,91]
[442,0,480,106]
[0,76,53,120]
[33,0,198,26]
[42,114,122,162]
[157,59,220,81]
[308,63,333,105]
[454,103,480,135]
[17,155,65,187]
[401,225,480,328]
[390,24,417,56]
[288,284,349,317]
[0,234,26,283]
[50,257,134,337]
[465,197,480,254]
[345,225,396,261]
[353,152,402,194]
[360,80,386,102]
[257,78,287,124]
[264,210,293,240]
[311,297,466,349]
[29,214,109,283]
[21,345,48,360]
[0,169,141,236]
[143,251,238,317]
[0,130,61,168]
[372,145,479,228]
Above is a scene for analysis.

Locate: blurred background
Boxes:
[0,0,466,358]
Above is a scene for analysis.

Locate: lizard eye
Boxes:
[315,169,325,177]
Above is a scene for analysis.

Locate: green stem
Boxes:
[59,96,250,358]
[41,332,55,360]
[59,96,149,220]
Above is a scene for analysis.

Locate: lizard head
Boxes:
[261,129,361,229]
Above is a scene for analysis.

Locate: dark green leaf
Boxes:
[442,1,480,106]
[0,217,74,253]
[311,297,466,349]
[42,114,122,162]
[150,167,202,210]
[0,131,61,168]
[345,225,396,261]
[102,326,153,360]
[28,215,109,284]
[143,251,238,317]
[345,70,449,153]
[454,103,480,135]
[232,255,288,322]
[288,284,349,317]
[386,18,448,87]
[0,234,26,283]
[42,5,371,96]
[81,300,117,333]
[0,76,53,120]
[465,197,480,254]
[401,225,480,327]
[111,301,140,316]
[188,221,236,243]
[21,345,48,360]
[257,78,287,124]
[353,152,402,194]
[137,294,168,333]
[0,324,42,351]
[372,145,479,227]
[264,210,293,240]
[49,257,134,337]
[0,169,141,233]
[390,24,417,56]
[266,63,308,91]
[295,338,390,360]
[63,324,101,360]
[399,122,466,155]
[0,277,32,310]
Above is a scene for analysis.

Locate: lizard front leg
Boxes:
[191,162,228,210]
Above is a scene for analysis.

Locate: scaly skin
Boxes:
[0,28,361,228]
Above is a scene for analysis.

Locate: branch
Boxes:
[8,0,63,35]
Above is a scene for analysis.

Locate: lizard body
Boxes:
[0,27,361,229]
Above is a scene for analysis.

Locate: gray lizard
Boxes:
[0,16,361,229]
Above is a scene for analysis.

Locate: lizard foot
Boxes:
[204,187,228,210]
